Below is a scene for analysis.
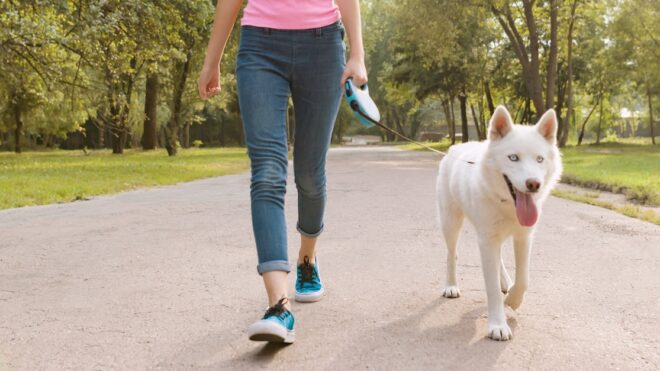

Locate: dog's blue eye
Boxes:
[508,154,519,162]
[537,156,544,163]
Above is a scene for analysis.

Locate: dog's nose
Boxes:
[526,179,541,192]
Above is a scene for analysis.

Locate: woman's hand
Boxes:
[198,0,242,100]
[341,55,368,87]
[336,0,367,87]
[198,64,221,100]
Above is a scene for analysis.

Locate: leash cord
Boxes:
[351,102,476,165]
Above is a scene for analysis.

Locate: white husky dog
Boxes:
[436,105,562,341]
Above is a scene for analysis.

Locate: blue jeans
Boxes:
[236,22,345,275]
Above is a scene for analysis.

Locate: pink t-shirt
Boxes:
[242,0,340,30]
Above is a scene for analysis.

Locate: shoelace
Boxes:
[264,297,289,319]
[298,256,318,289]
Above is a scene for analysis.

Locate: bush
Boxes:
[603,130,619,143]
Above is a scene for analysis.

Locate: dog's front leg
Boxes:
[478,236,512,341]
[505,234,531,310]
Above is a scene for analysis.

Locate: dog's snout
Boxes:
[526,179,541,192]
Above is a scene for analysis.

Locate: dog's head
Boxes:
[485,106,563,227]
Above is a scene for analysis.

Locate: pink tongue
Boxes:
[515,190,538,227]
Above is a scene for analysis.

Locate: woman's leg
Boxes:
[236,29,293,306]
[291,26,346,263]
[262,271,290,308]
[298,235,318,264]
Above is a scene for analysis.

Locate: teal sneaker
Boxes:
[295,256,325,302]
[247,297,295,343]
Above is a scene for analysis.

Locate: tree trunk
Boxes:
[335,119,344,144]
[142,71,159,150]
[484,81,495,116]
[12,99,22,154]
[394,110,408,138]
[108,99,125,154]
[183,123,190,148]
[96,114,105,149]
[166,51,192,156]
[577,100,599,145]
[648,86,656,145]
[449,97,456,145]
[596,96,604,144]
[546,0,559,112]
[459,92,469,143]
[560,0,579,147]
[491,2,546,118]
[441,99,450,141]
[470,102,483,140]
[111,127,127,154]
[524,97,532,124]
[220,118,226,146]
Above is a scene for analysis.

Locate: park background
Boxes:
[0,0,658,223]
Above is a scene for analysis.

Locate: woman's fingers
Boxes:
[340,70,352,86]
[341,58,368,87]
[352,73,367,87]
[198,68,221,100]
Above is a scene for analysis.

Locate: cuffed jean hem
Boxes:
[257,260,291,275]
[297,223,324,238]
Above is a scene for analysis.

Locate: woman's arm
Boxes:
[198,0,243,100]
[336,0,368,86]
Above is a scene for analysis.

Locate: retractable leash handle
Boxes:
[344,79,379,128]
[343,78,472,161]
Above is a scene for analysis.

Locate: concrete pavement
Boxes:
[1,146,658,370]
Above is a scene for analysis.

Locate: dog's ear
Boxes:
[488,105,513,140]
[536,109,558,144]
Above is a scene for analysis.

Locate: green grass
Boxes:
[398,139,452,153]
[0,148,249,209]
[560,143,659,205]
[553,189,660,225]
[400,140,659,205]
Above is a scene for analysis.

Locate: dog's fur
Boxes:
[436,106,562,341]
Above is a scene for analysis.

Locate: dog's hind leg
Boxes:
[441,209,463,299]
[505,234,531,310]
[500,259,512,294]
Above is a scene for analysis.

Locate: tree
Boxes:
[609,0,659,144]
[490,0,558,119]
[0,2,88,153]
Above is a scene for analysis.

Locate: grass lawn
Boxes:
[561,143,659,205]
[398,140,659,206]
[0,148,249,210]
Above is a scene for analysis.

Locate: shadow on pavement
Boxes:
[325,297,514,369]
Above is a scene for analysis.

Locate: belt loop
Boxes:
[263,27,272,35]
[314,27,322,38]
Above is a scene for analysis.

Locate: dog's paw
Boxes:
[504,286,525,310]
[501,282,511,294]
[487,323,513,341]
[442,286,461,298]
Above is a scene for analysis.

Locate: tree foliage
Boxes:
[0,0,656,153]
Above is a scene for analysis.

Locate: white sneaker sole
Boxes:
[294,286,325,303]
[247,320,295,343]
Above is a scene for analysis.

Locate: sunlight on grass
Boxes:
[0,148,249,209]
[400,140,659,205]
[553,190,659,225]
[561,143,659,205]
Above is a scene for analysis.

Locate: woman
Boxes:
[198,0,367,344]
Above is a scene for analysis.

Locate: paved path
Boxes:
[1,147,658,370]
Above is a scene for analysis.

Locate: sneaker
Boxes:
[295,256,325,302]
[247,297,295,343]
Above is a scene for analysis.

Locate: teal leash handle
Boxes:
[344,79,375,129]
[344,79,469,160]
